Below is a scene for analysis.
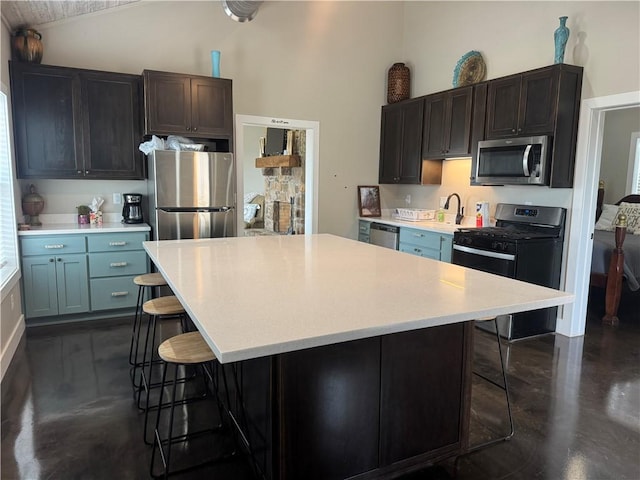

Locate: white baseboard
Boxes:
[1,314,25,382]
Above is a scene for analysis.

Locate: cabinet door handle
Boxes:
[414,248,422,253]
[109,241,127,246]
[85,170,89,174]
[77,170,82,174]
[186,126,191,131]
[412,233,424,238]
[193,127,198,132]
[111,291,129,297]
[110,262,128,267]
[49,258,55,262]
[45,244,64,249]
[57,258,62,262]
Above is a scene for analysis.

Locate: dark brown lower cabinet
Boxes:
[226,322,473,480]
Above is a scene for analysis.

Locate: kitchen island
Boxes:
[143,234,573,479]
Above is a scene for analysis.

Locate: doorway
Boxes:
[560,91,640,337]
[234,115,319,235]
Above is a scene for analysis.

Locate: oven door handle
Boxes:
[522,144,532,177]
[453,244,516,261]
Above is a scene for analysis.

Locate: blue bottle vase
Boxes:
[211,50,221,78]
[554,16,570,64]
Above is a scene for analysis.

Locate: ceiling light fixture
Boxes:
[222,0,262,22]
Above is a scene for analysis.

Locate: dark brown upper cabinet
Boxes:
[422,86,473,159]
[379,98,424,184]
[10,62,144,180]
[143,70,233,143]
[483,64,583,187]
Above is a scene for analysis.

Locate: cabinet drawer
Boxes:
[90,276,138,311]
[89,251,148,278]
[358,234,370,244]
[87,232,148,252]
[399,228,440,250]
[399,244,439,260]
[21,236,86,256]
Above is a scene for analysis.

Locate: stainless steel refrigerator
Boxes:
[147,150,236,240]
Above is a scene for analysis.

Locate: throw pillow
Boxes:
[244,203,260,223]
[595,204,618,231]
[616,202,640,234]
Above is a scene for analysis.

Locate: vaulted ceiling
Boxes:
[1,0,261,31]
[1,1,140,31]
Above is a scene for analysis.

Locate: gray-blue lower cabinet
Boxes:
[88,232,149,311]
[22,253,90,318]
[20,236,90,318]
[358,220,371,243]
[20,231,149,321]
[399,227,453,262]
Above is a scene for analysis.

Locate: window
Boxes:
[0,89,19,292]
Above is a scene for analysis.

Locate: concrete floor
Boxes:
[1,288,639,480]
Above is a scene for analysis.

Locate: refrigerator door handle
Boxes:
[158,206,233,213]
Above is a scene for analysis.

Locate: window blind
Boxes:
[0,90,19,290]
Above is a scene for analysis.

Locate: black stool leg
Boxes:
[151,360,169,479]
[128,285,144,366]
[141,315,159,442]
[467,319,515,454]
[493,319,515,440]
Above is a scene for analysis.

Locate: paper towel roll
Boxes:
[475,202,490,227]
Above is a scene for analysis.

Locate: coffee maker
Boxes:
[122,193,143,224]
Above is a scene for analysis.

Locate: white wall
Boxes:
[15,0,404,237]
[2,1,638,236]
[384,1,640,218]
[243,125,266,195]
[600,107,640,203]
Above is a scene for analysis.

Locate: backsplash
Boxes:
[17,179,149,224]
[379,159,573,222]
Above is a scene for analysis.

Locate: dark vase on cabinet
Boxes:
[422,86,473,159]
[143,70,233,151]
[9,62,144,179]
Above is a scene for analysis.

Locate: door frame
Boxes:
[559,90,640,337]
[234,114,320,234]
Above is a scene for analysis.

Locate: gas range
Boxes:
[452,203,566,340]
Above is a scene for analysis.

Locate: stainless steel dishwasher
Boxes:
[369,223,399,250]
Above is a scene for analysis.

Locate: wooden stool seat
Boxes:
[142,296,184,316]
[134,272,167,287]
[158,332,216,365]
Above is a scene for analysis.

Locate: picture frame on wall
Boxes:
[357,185,381,217]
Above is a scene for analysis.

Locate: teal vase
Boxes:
[554,16,570,64]
[211,50,221,78]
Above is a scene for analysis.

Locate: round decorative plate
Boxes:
[452,51,486,87]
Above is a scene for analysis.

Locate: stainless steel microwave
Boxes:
[474,135,551,186]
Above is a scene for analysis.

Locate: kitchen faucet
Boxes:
[444,193,464,225]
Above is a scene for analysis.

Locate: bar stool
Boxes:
[150,331,231,479]
[137,295,187,443]
[468,317,515,453]
[130,273,167,387]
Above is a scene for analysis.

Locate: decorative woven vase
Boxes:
[387,63,410,104]
[12,28,43,63]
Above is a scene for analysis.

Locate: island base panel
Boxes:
[229,322,472,480]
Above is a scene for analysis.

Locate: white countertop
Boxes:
[359,215,481,235]
[18,222,151,235]
[143,234,573,364]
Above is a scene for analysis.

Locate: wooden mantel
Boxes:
[255,154,301,168]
